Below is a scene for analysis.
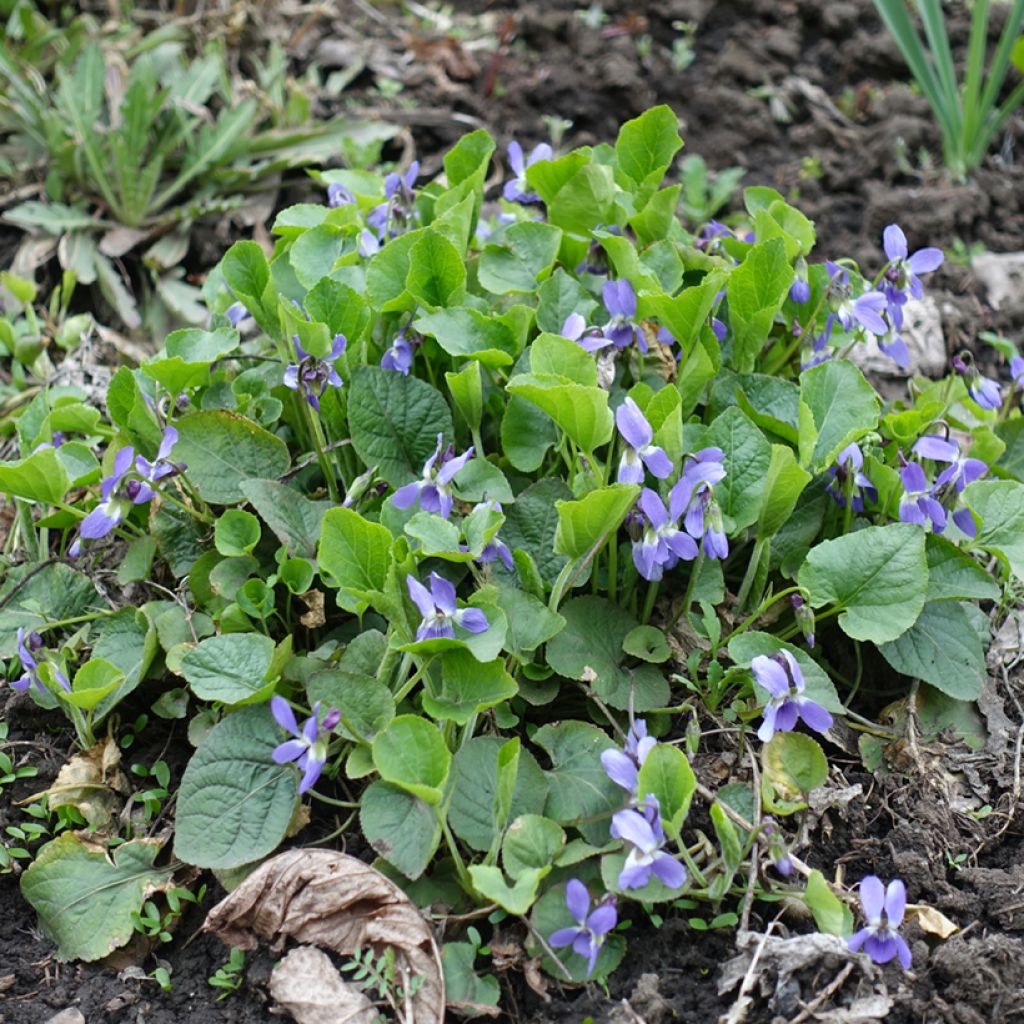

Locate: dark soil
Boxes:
[4,0,1024,1021]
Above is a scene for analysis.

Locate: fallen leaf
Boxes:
[269,946,376,1024]
[908,903,959,939]
[300,589,326,628]
[205,849,444,1023]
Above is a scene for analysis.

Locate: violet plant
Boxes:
[1,106,1018,993]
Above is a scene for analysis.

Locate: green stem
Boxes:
[607,535,618,603]
[735,538,766,612]
[666,551,705,633]
[640,578,660,625]
[308,790,360,809]
[440,814,473,891]
[715,585,802,655]
[393,657,433,704]
[305,405,340,503]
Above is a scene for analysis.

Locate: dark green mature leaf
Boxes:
[360,781,440,880]
[547,596,669,710]
[479,222,563,294]
[174,707,298,869]
[704,406,772,530]
[0,564,100,658]
[925,534,999,602]
[414,308,519,367]
[798,524,927,643]
[878,601,986,700]
[173,411,290,505]
[502,478,572,584]
[20,834,174,962]
[240,479,332,559]
[533,721,620,827]
[91,609,159,721]
[179,633,276,704]
[423,651,518,724]
[964,480,1024,581]
[347,366,453,486]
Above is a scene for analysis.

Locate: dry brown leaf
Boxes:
[269,946,377,1024]
[205,849,444,1023]
[908,903,959,939]
[19,736,127,828]
[299,589,327,628]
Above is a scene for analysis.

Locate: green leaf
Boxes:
[179,634,276,704]
[452,458,514,504]
[442,943,501,1017]
[757,444,811,540]
[763,733,828,796]
[106,367,163,452]
[704,406,773,530]
[468,866,546,915]
[444,128,495,186]
[214,509,261,557]
[422,651,518,724]
[529,332,598,386]
[141,328,239,395]
[406,230,466,308]
[502,815,566,880]
[622,625,671,663]
[804,869,851,936]
[360,781,440,880]
[4,201,95,233]
[446,361,483,431]
[708,802,743,899]
[91,608,159,720]
[533,721,620,829]
[644,275,724,353]
[239,479,330,560]
[547,595,669,710]
[501,395,557,472]
[636,744,696,837]
[60,658,125,711]
[372,715,451,804]
[173,411,290,505]
[506,373,613,453]
[304,278,371,343]
[0,564,99,658]
[448,736,548,851]
[221,241,274,335]
[0,446,70,503]
[728,632,844,713]
[925,534,999,601]
[174,706,298,868]
[545,163,616,236]
[318,507,394,613]
[366,229,421,312]
[479,222,563,294]
[726,238,792,372]
[20,834,174,962]
[502,478,571,583]
[798,361,880,470]
[536,268,598,335]
[554,484,639,560]
[347,366,454,486]
[614,105,684,186]
[413,308,518,368]
[307,667,394,742]
[289,224,345,289]
[798,524,928,643]
[878,601,986,700]
[963,480,1024,581]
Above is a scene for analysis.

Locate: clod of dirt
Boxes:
[269,945,376,1024]
[971,251,1024,314]
[204,849,444,1023]
[718,930,891,1022]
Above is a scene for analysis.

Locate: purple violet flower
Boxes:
[912,434,985,537]
[825,261,888,336]
[601,718,657,797]
[358,228,380,258]
[381,326,415,375]
[848,876,912,969]
[611,798,687,891]
[881,224,943,311]
[631,486,699,582]
[753,650,833,742]
[875,317,911,370]
[283,334,347,411]
[897,456,947,533]
[406,572,489,641]
[133,426,183,503]
[563,311,615,354]
[952,353,1002,411]
[326,182,355,208]
[271,696,340,794]
[1011,355,1024,389]
[825,443,877,513]
[615,398,672,484]
[503,141,552,204]
[69,446,142,557]
[789,278,811,304]
[225,301,251,327]
[366,161,420,240]
[675,449,729,559]
[392,434,474,519]
[11,628,67,693]
[549,880,617,976]
[602,280,646,353]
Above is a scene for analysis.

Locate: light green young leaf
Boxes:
[798,360,880,470]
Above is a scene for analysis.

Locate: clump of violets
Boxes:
[615,398,671,484]
[270,697,340,794]
[753,650,833,742]
[880,224,943,315]
[611,797,686,891]
[912,433,986,537]
[825,443,877,512]
[601,280,646,352]
[952,351,1002,411]
[848,876,912,969]
[284,334,347,411]
[392,434,474,519]
[12,628,70,694]
[631,486,698,582]
[69,427,184,557]
[549,880,617,976]
[406,572,489,641]
[601,717,657,798]
[675,448,729,559]
[503,140,552,204]
[825,261,888,337]
[897,453,947,533]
